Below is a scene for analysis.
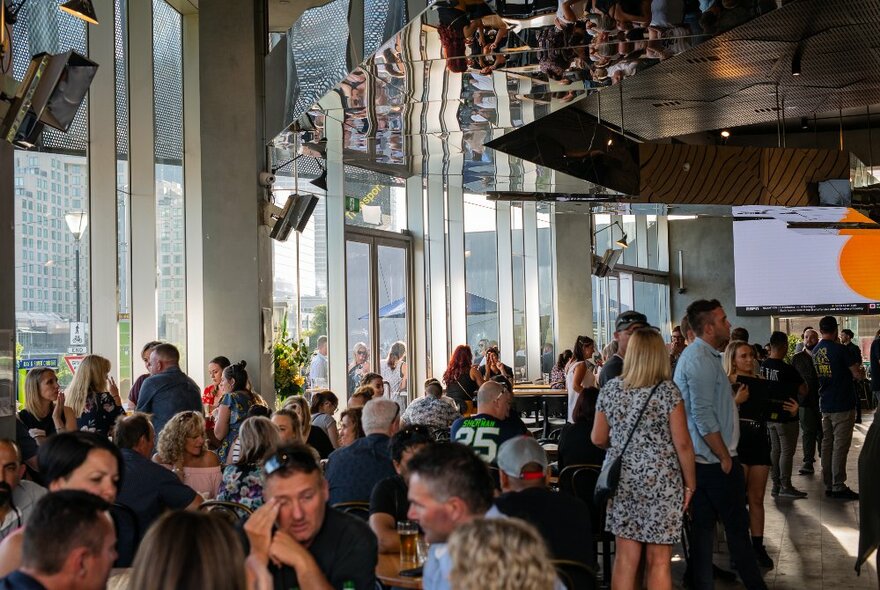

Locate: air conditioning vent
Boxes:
[652,101,682,108]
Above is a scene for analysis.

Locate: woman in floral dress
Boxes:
[216,416,280,509]
[64,355,124,438]
[213,361,261,463]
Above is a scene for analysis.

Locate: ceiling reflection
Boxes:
[271,0,788,197]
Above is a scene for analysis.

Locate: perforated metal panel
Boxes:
[115,0,128,157]
[10,0,88,152]
[153,0,183,164]
[569,0,880,140]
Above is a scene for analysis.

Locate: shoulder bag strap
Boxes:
[618,381,663,458]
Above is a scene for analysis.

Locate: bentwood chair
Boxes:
[558,464,615,589]
[552,559,598,590]
[198,500,254,527]
[331,501,371,521]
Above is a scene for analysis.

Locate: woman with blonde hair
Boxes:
[592,327,696,589]
[154,411,222,499]
[19,367,75,445]
[129,511,269,590]
[723,339,795,568]
[216,416,280,509]
[283,395,333,458]
[64,354,124,438]
[270,408,303,445]
[448,518,557,590]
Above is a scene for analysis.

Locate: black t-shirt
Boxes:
[18,409,56,437]
[308,427,334,460]
[813,339,859,413]
[270,506,378,590]
[557,421,606,471]
[495,488,594,576]
[446,372,479,400]
[598,354,624,387]
[760,358,804,422]
[369,475,409,523]
[450,413,528,464]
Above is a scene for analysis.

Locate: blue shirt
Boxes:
[0,571,47,590]
[325,434,396,505]
[136,366,203,435]
[116,449,198,566]
[812,339,858,413]
[673,338,738,464]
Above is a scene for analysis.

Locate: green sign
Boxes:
[344,196,360,213]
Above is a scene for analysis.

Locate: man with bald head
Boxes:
[450,381,528,464]
[791,329,821,475]
[0,440,46,541]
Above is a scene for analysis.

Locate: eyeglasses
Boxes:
[264,448,320,477]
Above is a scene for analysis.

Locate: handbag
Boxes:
[594,382,662,507]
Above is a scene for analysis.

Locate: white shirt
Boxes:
[0,481,47,541]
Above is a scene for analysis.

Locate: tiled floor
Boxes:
[668,411,877,589]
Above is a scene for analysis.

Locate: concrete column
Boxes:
[199,0,273,399]
[88,0,118,368]
[668,217,770,343]
[553,205,593,353]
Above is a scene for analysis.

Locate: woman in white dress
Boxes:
[566,335,597,422]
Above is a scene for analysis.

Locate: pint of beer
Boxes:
[397,521,419,566]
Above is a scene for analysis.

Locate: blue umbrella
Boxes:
[359,292,497,320]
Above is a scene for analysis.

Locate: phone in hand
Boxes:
[399,566,423,578]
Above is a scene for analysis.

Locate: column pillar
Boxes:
[553,205,593,352]
[199,0,273,398]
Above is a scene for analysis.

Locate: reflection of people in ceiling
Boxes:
[435,0,512,73]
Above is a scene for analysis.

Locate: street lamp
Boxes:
[64,211,88,322]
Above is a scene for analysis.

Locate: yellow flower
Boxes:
[279,360,289,369]
[294,375,305,386]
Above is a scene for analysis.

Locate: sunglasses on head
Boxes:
[264,448,319,477]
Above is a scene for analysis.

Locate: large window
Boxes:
[537,203,555,373]
[153,0,187,365]
[511,205,527,379]
[463,194,499,352]
[12,2,90,389]
[115,0,133,393]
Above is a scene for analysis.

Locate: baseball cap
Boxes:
[615,310,649,333]
[496,436,548,480]
[818,316,838,333]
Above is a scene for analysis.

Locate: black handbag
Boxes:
[594,382,662,507]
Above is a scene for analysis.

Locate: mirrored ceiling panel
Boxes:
[271,0,797,197]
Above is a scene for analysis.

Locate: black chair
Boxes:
[514,395,541,426]
[198,500,254,527]
[559,464,614,589]
[553,559,598,590]
[332,501,371,521]
[542,396,568,438]
[110,502,140,568]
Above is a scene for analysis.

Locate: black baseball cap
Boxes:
[615,311,649,332]
[818,316,838,333]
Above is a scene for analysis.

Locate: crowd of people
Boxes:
[1,301,876,590]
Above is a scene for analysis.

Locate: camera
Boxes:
[258,172,276,187]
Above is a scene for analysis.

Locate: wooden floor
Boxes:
[665,410,877,589]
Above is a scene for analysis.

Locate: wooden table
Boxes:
[376,552,423,589]
[512,389,567,437]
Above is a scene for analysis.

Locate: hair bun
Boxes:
[237,360,247,369]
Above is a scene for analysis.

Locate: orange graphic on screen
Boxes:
[838,209,880,300]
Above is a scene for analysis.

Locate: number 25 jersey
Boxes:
[450,413,528,463]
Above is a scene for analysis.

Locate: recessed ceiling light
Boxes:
[720,130,731,138]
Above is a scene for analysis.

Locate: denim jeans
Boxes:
[768,421,799,488]
[799,406,822,464]
[821,410,855,491]
[690,460,768,590]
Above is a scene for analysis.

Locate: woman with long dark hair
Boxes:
[558,387,605,470]
[213,361,262,464]
[444,345,485,412]
[565,335,597,422]
[309,391,340,448]
[549,350,573,389]
[202,356,230,438]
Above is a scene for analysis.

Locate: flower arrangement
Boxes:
[273,312,311,403]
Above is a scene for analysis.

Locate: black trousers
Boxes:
[689,460,768,590]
